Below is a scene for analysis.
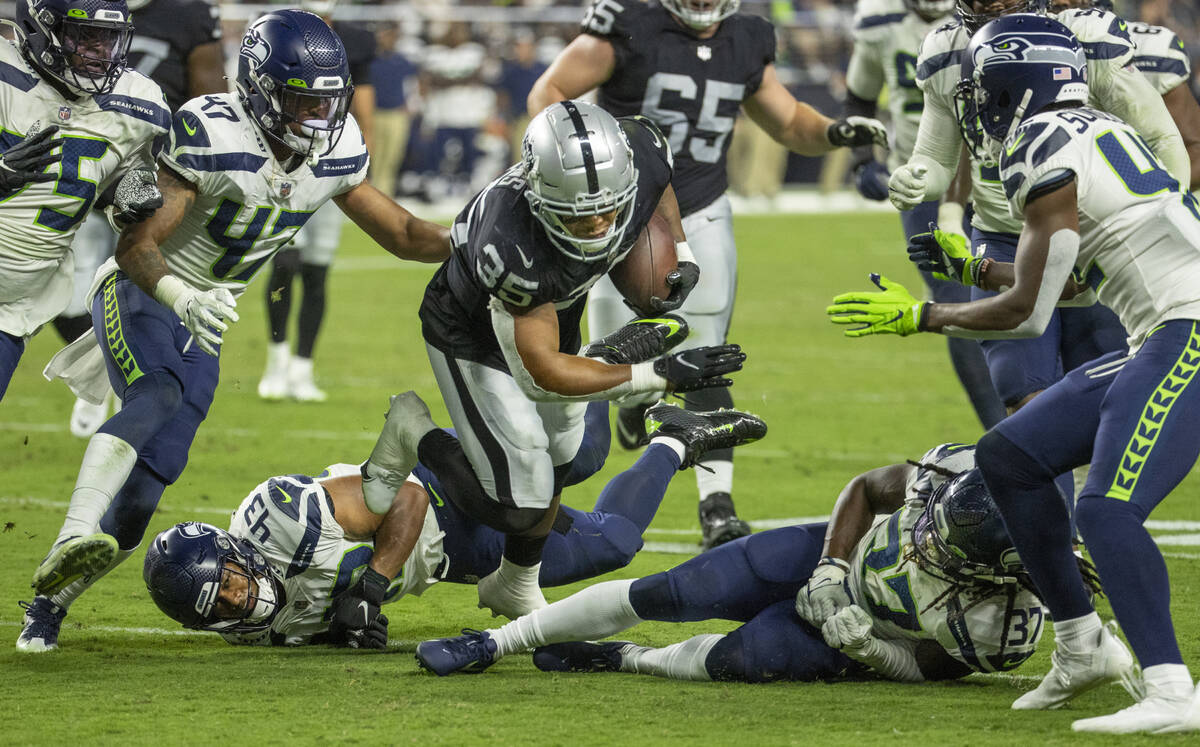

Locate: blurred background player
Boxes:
[257,0,378,403]
[64,0,226,437]
[528,0,887,550]
[367,21,417,199]
[845,0,1005,430]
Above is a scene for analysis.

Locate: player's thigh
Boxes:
[293,201,344,266]
[536,399,586,467]
[0,330,24,399]
[135,343,220,484]
[66,212,117,316]
[1084,320,1200,513]
[679,195,737,320]
[92,271,190,400]
[425,343,555,508]
[1059,302,1129,373]
[719,599,857,682]
[538,505,643,586]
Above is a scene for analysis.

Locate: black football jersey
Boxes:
[420,117,674,371]
[582,0,775,216]
[126,0,221,113]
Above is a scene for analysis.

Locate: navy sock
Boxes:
[592,443,680,533]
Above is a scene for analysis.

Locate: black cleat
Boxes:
[644,402,767,469]
[533,641,632,673]
[615,403,650,450]
[584,315,689,365]
[699,492,752,550]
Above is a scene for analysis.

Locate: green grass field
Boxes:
[3,210,1199,745]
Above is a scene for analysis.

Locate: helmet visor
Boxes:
[59,16,131,90]
[280,85,352,133]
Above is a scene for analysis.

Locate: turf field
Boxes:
[3,209,1199,745]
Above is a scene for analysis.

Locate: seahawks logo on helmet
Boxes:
[240,27,272,71]
[974,35,1031,65]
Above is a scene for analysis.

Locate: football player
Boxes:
[141,394,766,647]
[527,0,888,550]
[0,0,167,402]
[417,99,754,620]
[846,0,1005,431]
[64,0,227,438]
[414,443,1058,685]
[829,15,1200,732]
[18,10,452,652]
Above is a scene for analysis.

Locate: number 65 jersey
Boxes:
[846,444,1046,674]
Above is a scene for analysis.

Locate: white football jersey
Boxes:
[1128,22,1191,96]
[1000,107,1200,349]
[222,464,446,646]
[91,92,368,301]
[849,0,949,168]
[0,40,167,337]
[915,9,1139,234]
[847,444,1046,674]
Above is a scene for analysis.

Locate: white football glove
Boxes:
[821,604,875,652]
[795,558,852,626]
[887,163,928,211]
[154,276,239,356]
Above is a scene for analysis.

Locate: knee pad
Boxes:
[975,429,1054,493]
[99,370,183,446]
[1075,496,1147,541]
[628,572,676,619]
[704,633,748,682]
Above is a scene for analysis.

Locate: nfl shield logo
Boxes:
[697,45,712,61]
[279,182,293,198]
[58,106,71,122]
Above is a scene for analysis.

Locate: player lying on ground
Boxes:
[415,443,1080,684]
[830,15,1200,733]
[141,392,766,647]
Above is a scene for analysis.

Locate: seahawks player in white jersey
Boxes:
[830,15,1200,732]
[0,0,167,402]
[847,0,1006,430]
[528,0,888,550]
[414,443,1052,683]
[18,9,451,653]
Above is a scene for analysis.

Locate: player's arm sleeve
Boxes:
[905,84,960,200]
[1095,61,1190,186]
[845,42,885,103]
[845,636,925,682]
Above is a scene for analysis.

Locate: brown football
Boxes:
[608,213,678,317]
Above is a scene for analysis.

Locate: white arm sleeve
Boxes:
[1099,64,1191,186]
[845,637,924,682]
[944,228,1080,339]
[905,90,962,200]
[489,298,667,403]
[846,46,885,101]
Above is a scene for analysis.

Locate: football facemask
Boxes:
[660,0,741,30]
[17,0,132,95]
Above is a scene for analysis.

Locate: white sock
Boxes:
[649,436,686,464]
[489,579,641,658]
[50,547,135,609]
[695,459,733,500]
[1053,612,1103,654]
[56,433,137,543]
[1143,664,1194,699]
[621,634,723,681]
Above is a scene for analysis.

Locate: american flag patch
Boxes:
[1052,67,1072,80]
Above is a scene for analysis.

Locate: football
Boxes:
[608,213,678,317]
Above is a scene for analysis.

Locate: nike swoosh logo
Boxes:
[357,599,369,623]
[677,358,699,370]
[1005,131,1026,157]
[273,484,292,504]
[428,484,445,508]
[183,118,197,137]
[515,244,534,269]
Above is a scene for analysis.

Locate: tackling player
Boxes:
[527,0,888,550]
[0,0,167,401]
[415,443,1064,686]
[829,15,1200,732]
[18,10,452,652]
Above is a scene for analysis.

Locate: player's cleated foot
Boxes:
[615,403,650,450]
[584,314,689,364]
[257,343,290,400]
[476,565,547,620]
[533,641,633,673]
[362,391,436,513]
[1012,621,1142,710]
[1156,682,1200,734]
[645,403,767,469]
[15,597,67,653]
[415,629,497,676]
[699,492,752,550]
[1073,688,1193,734]
[287,357,327,402]
[31,533,118,597]
[69,396,108,439]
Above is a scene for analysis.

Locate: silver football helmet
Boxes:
[660,0,741,30]
[522,100,638,263]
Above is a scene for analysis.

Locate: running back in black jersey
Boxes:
[581,0,775,216]
[126,0,221,113]
[420,117,674,370]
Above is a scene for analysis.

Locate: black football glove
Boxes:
[328,566,390,650]
[852,159,890,202]
[110,168,163,225]
[649,260,700,313]
[826,117,888,149]
[0,123,61,196]
[654,344,745,393]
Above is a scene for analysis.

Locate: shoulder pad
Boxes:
[999,113,1076,204]
[852,0,908,37]
[916,20,966,81]
[622,115,673,170]
[1056,8,1133,51]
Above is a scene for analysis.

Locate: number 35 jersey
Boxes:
[581,0,774,217]
[847,444,1046,674]
[92,92,368,301]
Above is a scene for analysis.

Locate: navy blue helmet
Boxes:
[16,0,132,95]
[955,0,1039,33]
[234,9,354,162]
[955,14,1087,161]
[143,522,284,635]
[912,469,1028,585]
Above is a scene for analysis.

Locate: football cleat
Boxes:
[533,641,632,673]
[699,492,752,550]
[415,629,498,676]
[257,343,290,400]
[584,315,689,365]
[287,357,326,403]
[15,597,67,653]
[1012,621,1143,710]
[31,533,118,597]
[644,402,767,469]
[615,404,650,450]
[1073,689,1194,734]
[362,391,437,513]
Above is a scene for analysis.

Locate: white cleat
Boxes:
[1013,621,1143,710]
[1156,683,1200,734]
[476,566,547,620]
[1073,687,1194,734]
[287,357,327,403]
[361,391,437,513]
[69,396,109,438]
[31,534,118,597]
[258,343,291,400]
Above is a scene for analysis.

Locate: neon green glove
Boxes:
[827,273,927,337]
[906,223,981,286]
